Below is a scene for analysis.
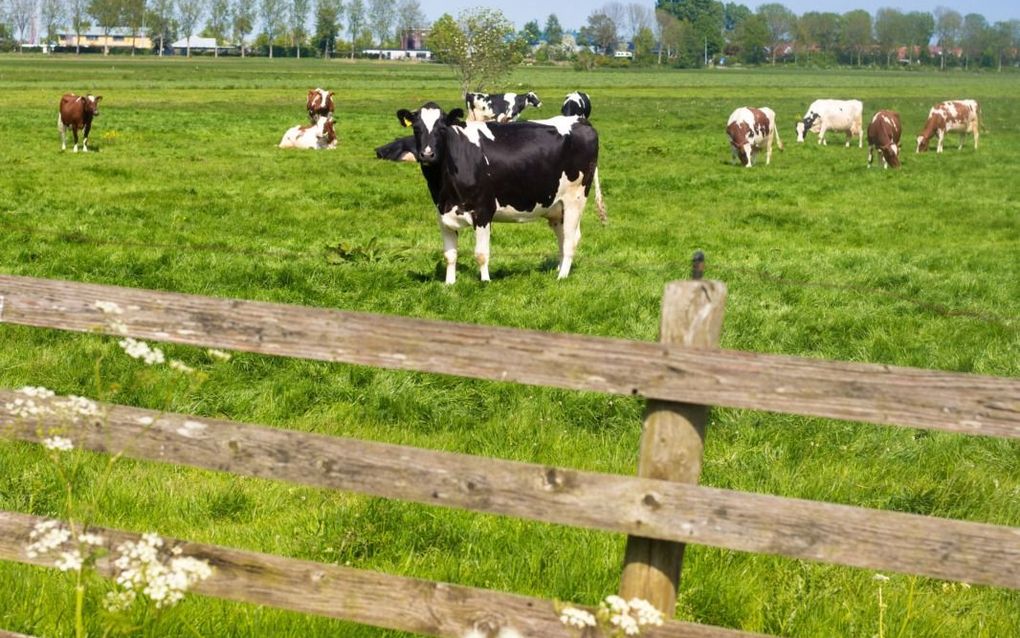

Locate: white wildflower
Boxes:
[118,337,165,365]
[94,301,124,315]
[112,534,212,609]
[168,359,195,374]
[42,436,74,452]
[6,397,53,419]
[26,520,71,559]
[18,386,55,399]
[136,416,154,425]
[78,533,105,547]
[58,395,100,419]
[206,349,232,361]
[627,598,664,627]
[873,574,890,582]
[103,589,136,613]
[559,607,597,629]
[109,319,129,334]
[54,549,84,572]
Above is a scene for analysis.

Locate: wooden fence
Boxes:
[1,273,1018,637]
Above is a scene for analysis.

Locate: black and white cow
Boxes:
[375,135,418,162]
[465,91,542,123]
[396,102,604,283]
[560,92,592,119]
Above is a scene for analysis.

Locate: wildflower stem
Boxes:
[75,579,86,638]
[877,584,885,638]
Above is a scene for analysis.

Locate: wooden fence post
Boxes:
[619,253,727,614]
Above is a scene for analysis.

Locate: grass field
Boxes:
[0,56,1018,637]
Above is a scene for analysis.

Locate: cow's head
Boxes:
[727,121,752,167]
[525,91,542,108]
[795,113,817,143]
[396,103,464,165]
[915,113,943,153]
[882,144,901,169]
[84,95,101,117]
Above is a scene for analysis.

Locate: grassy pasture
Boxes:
[0,56,1018,637]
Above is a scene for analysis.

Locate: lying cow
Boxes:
[279,115,337,149]
[375,136,418,162]
[727,107,782,167]
[867,110,902,169]
[795,99,864,147]
[396,102,605,283]
[58,93,101,152]
[916,100,980,153]
[561,92,592,119]
[465,91,542,123]
[307,88,335,123]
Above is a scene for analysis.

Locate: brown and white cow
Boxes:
[916,100,979,153]
[58,93,101,152]
[867,110,902,169]
[306,88,335,122]
[279,115,337,149]
[727,107,782,167]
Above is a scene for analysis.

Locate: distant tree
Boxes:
[657,0,724,62]
[723,2,751,35]
[289,0,310,57]
[8,0,39,52]
[367,0,393,49]
[903,11,934,64]
[122,0,146,55]
[204,0,230,56]
[655,8,681,63]
[259,0,286,57]
[581,11,617,54]
[346,0,364,58]
[627,3,654,41]
[601,2,627,39]
[934,7,962,69]
[394,0,425,47]
[544,14,562,45]
[521,19,541,46]
[633,24,655,63]
[87,0,121,54]
[427,8,523,92]
[68,0,90,53]
[176,0,204,56]
[797,11,840,60]
[960,13,988,69]
[873,8,903,66]
[232,0,254,56]
[147,0,176,55]
[756,3,795,64]
[313,0,342,57]
[40,0,66,48]
[840,9,871,66]
[735,13,768,63]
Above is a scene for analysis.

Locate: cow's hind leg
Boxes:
[557,201,583,280]
[972,123,979,150]
[474,222,492,282]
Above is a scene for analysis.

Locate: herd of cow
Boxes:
[727,98,981,169]
[54,87,981,284]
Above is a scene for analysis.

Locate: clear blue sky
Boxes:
[416,1,1018,31]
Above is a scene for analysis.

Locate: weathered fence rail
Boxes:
[1,273,1018,637]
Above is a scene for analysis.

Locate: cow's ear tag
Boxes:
[402,117,413,128]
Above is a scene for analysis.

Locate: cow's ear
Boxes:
[446,109,465,125]
[95,96,102,102]
[397,109,415,127]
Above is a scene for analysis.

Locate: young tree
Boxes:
[176,0,205,57]
[346,0,364,58]
[903,11,934,64]
[289,0,310,57]
[627,3,653,42]
[368,0,393,49]
[88,0,122,55]
[934,7,962,69]
[68,0,90,53]
[840,9,871,66]
[756,3,795,64]
[581,11,617,55]
[205,0,230,56]
[314,0,342,57]
[40,0,66,49]
[394,0,424,48]
[655,8,680,63]
[427,8,523,92]
[874,8,903,66]
[122,0,146,55]
[633,24,655,64]
[544,14,562,46]
[960,13,988,69]
[232,0,255,56]
[7,0,39,52]
[735,13,768,63]
[148,0,175,55]
[521,19,541,46]
[260,0,286,57]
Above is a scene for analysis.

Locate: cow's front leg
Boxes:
[72,127,80,153]
[936,130,945,153]
[764,136,773,166]
[867,146,873,168]
[474,222,491,282]
[59,121,67,151]
[81,122,91,152]
[439,220,458,285]
[818,126,827,145]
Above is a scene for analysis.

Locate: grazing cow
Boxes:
[396,102,605,283]
[727,107,783,167]
[307,88,335,122]
[279,115,337,149]
[375,136,418,162]
[465,91,542,123]
[867,110,902,169]
[58,93,101,152]
[795,99,864,147]
[561,92,592,119]
[916,100,980,153]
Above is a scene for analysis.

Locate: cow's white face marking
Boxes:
[565,92,583,107]
[420,107,441,133]
[795,120,806,142]
[531,116,576,137]
[317,89,330,109]
[457,122,495,147]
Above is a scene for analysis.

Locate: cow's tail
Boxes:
[593,166,607,225]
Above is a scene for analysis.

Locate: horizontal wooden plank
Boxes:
[3,390,1017,589]
[1,276,1017,438]
[0,630,38,638]
[0,511,766,638]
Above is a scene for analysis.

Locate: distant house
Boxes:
[361,48,432,60]
[58,27,152,50]
[170,36,235,55]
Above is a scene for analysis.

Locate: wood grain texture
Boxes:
[620,281,727,611]
[0,630,38,638]
[1,275,1017,438]
[2,390,1017,589]
[0,511,767,638]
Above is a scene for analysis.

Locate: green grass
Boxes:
[0,56,1018,637]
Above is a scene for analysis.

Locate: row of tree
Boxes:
[576,1,1020,70]
[0,0,428,58]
